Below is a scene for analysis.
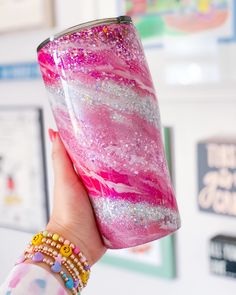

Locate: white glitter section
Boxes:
[91,196,181,230]
[46,78,161,129]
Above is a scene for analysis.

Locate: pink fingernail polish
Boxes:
[48,128,57,142]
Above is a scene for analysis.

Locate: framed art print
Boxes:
[0,63,40,80]
[101,235,176,278]
[100,127,177,278]
[197,138,236,217]
[0,107,49,232]
[117,0,235,47]
[210,234,236,278]
[0,0,54,32]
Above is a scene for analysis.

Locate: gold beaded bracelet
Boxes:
[39,237,86,272]
[28,245,83,288]
[16,230,91,294]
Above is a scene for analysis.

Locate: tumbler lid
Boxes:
[37,16,132,52]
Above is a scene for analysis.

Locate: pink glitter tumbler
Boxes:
[37,16,180,249]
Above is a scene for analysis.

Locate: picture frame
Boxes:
[117,0,235,48]
[0,0,55,32]
[210,234,236,278]
[101,235,176,278]
[0,63,40,80]
[0,107,49,232]
[197,138,236,218]
[100,127,177,278]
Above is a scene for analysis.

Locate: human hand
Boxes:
[46,129,107,266]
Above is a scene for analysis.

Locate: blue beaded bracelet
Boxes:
[24,251,80,295]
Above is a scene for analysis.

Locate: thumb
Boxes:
[49,129,77,185]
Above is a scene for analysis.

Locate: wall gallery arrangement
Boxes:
[198,139,236,280]
[0,107,49,232]
[0,0,236,285]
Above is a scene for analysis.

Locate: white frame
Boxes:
[0,107,49,232]
[0,0,54,32]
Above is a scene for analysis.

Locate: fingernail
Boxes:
[48,128,57,142]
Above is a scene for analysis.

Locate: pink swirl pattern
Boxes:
[38,21,180,248]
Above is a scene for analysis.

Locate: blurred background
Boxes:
[0,0,236,294]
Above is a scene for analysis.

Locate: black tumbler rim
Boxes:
[37,16,132,52]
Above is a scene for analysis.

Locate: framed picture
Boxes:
[197,138,236,218]
[0,63,40,80]
[100,127,177,278]
[210,234,236,278]
[117,0,235,47]
[0,0,54,32]
[0,107,49,232]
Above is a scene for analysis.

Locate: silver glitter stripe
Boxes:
[91,196,180,230]
[46,79,161,129]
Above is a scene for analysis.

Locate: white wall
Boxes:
[1,1,236,295]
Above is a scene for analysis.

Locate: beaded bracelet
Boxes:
[17,230,91,294]
[34,231,90,285]
[32,241,85,273]
[32,231,91,284]
[38,237,87,272]
[24,251,79,295]
[26,246,83,288]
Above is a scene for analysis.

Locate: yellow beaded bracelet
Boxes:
[31,231,91,285]
[16,230,91,293]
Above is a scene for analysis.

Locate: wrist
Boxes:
[46,219,94,266]
[21,229,91,293]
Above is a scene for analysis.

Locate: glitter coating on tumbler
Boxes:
[37,18,181,249]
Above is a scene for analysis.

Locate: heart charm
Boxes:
[84,265,90,271]
[65,277,74,289]
[51,261,61,273]
[74,279,80,289]
[32,252,44,262]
